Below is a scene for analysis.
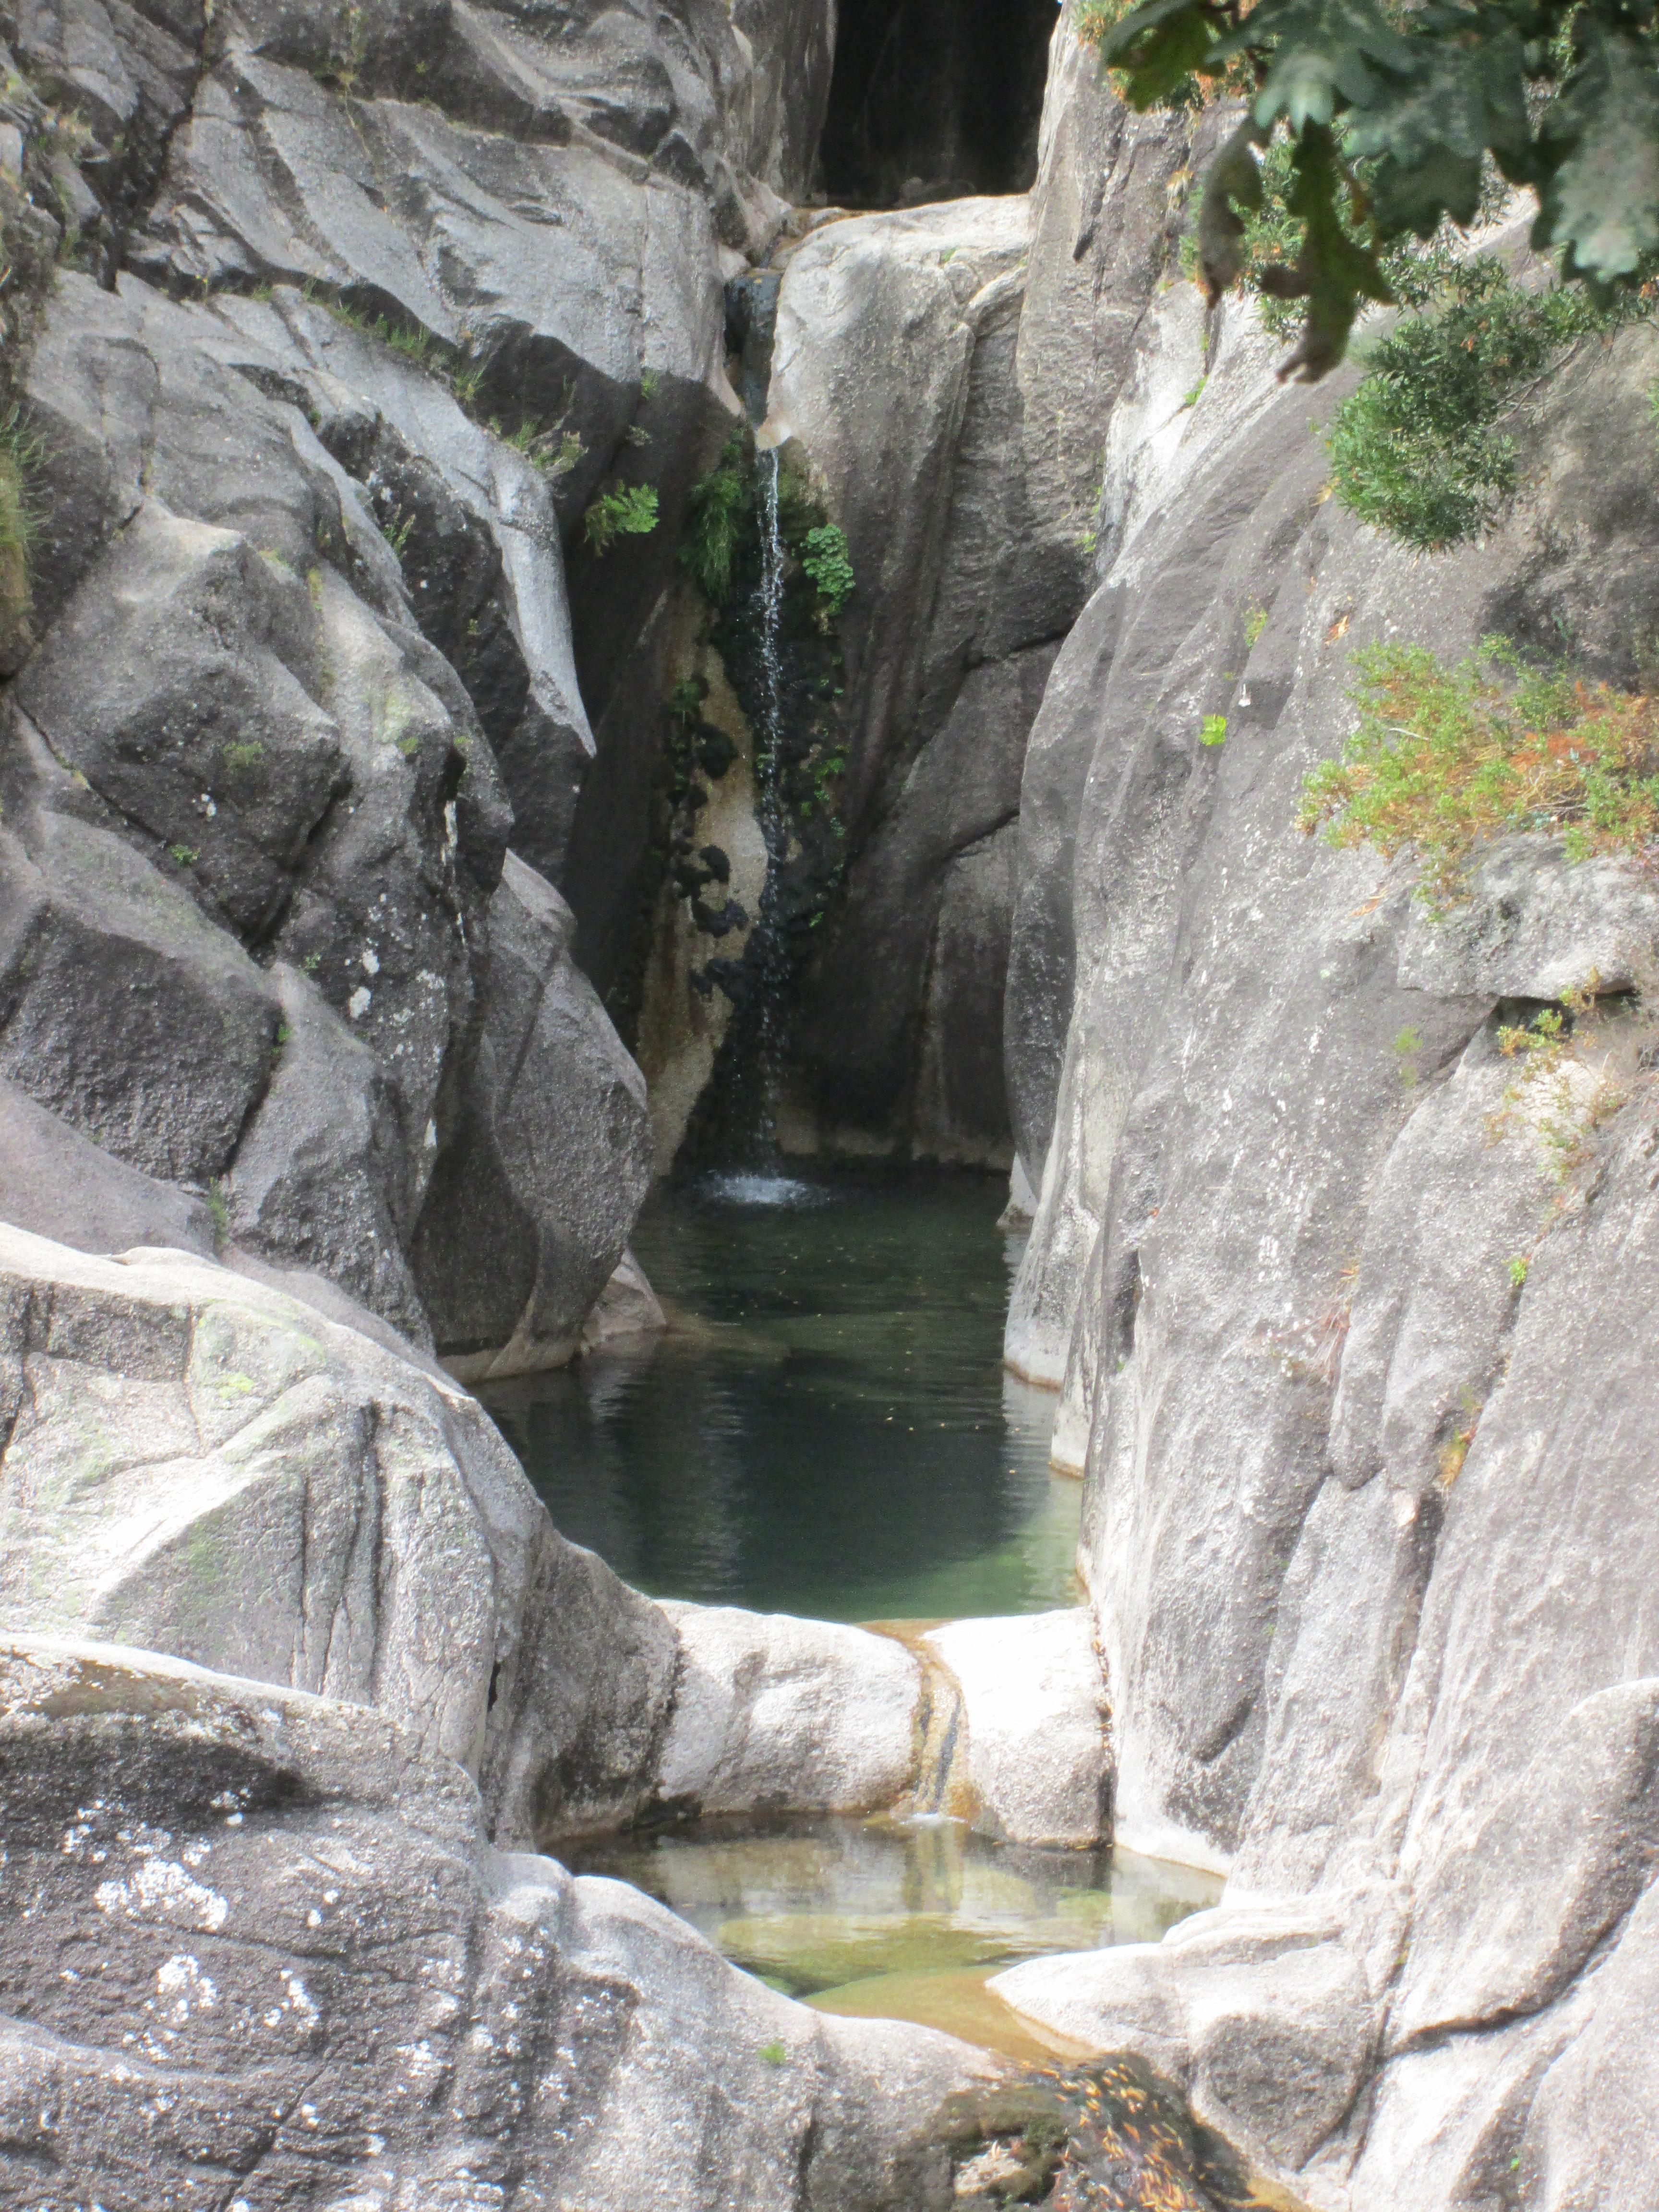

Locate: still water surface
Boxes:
[484,1164,1081,1622]
[484,1166,1218,2055]
[569,1815,1223,2063]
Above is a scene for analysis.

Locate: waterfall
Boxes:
[733,448,795,1165]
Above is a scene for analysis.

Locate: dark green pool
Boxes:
[482,1164,1080,1622]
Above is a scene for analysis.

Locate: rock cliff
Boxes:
[993,97,1659,2206]
[3,0,1659,2204]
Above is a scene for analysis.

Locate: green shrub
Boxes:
[681,438,752,602]
[1299,637,1659,901]
[1326,260,1646,552]
[1200,713,1227,746]
[801,524,854,616]
[583,482,659,556]
[1073,0,1121,44]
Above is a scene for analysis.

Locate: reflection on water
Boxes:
[567,1815,1222,2061]
[485,1164,1080,1621]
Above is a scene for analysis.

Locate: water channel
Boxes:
[482,1166,1221,2055]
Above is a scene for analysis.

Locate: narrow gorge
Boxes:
[1,0,1657,2205]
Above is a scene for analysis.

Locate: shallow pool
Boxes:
[566,1815,1222,2062]
[484,1164,1080,1621]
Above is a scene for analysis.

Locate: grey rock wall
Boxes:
[766,18,1190,1164]
[995,224,1659,2202]
[0,0,840,1358]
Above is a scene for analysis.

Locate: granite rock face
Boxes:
[413,852,654,1381]
[924,1611,1108,1849]
[0,252,650,1363]
[0,1225,681,1845]
[994,243,1659,2202]
[0,1633,987,2212]
[766,23,1191,1164]
[0,0,846,1358]
[658,1602,925,1818]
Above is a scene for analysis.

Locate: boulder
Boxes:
[6,262,660,1361]
[7,269,516,1333]
[0,1633,989,2212]
[204,282,598,885]
[0,804,283,1188]
[580,1246,669,1353]
[657,1603,924,1817]
[994,1911,1376,2175]
[924,1610,1107,1847]
[0,1224,679,1845]
[0,1078,216,1260]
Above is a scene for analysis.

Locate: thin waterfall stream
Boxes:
[745,447,793,1163]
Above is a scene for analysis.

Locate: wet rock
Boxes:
[0,1632,988,2212]
[927,2053,1294,2210]
[580,1246,669,1354]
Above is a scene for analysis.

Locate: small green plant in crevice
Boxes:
[800,523,854,618]
[1327,258,1655,553]
[206,1179,230,1250]
[1484,977,1630,1185]
[1507,1252,1532,1288]
[0,405,40,664]
[382,505,415,559]
[1181,375,1206,409]
[1391,1025,1423,1088]
[1243,603,1269,649]
[681,435,753,604]
[1438,1398,1482,1487]
[496,411,584,482]
[583,481,659,556]
[757,2041,788,2067]
[1298,639,1659,904]
[1200,713,1227,747]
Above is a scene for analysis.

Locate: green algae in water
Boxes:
[484,1164,1081,1621]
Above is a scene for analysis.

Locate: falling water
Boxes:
[737,447,795,1165]
[757,448,787,781]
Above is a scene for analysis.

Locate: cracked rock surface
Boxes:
[0,1633,987,2212]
